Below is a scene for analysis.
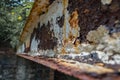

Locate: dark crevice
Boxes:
[56,15,64,28]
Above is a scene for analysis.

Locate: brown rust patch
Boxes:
[36,22,57,50]
[69,10,79,28]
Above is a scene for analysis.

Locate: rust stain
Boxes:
[63,0,68,14]
[68,32,75,41]
[62,8,80,54]
[74,39,80,47]
[63,0,68,44]
[69,10,79,28]
[61,48,67,54]
[63,39,69,45]
[73,39,81,54]
[69,10,80,46]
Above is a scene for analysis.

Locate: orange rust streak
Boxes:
[20,0,50,42]
[63,0,68,44]
[61,48,67,54]
[63,39,69,45]
[68,32,75,41]
[74,39,80,47]
[69,10,79,28]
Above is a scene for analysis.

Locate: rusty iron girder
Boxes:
[17,54,120,80]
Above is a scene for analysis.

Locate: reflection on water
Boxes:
[0,48,77,80]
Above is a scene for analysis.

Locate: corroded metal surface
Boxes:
[17,0,120,79]
[17,0,120,70]
[17,54,120,80]
[18,0,120,65]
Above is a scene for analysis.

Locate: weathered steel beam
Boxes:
[17,54,120,80]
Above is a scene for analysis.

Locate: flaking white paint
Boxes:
[30,35,40,52]
[17,44,25,54]
[101,0,112,5]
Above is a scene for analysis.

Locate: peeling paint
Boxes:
[17,44,25,53]
[87,25,108,43]
[30,35,39,52]
[101,0,112,5]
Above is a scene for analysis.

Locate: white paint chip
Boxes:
[101,0,112,5]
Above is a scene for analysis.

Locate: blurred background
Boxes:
[0,0,34,49]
